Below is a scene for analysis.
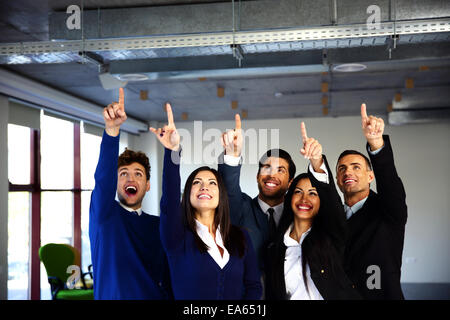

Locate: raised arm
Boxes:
[217,114,246,226]
[90,88,128,224]
[361,104,407,226]
[301,122,347,249]
[150,103,185,252]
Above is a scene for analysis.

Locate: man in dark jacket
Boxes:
[336,103,408,300]
[218,115,296,272]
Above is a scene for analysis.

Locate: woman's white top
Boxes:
[195,219,230,269]
[283,223,324,300]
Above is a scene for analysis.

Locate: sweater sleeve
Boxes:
[90,130,120,225]
[159,147,185,253]
[242,229,263,300]
[368,135,407,226]
[218,153,245,226]
[308,155,347,254]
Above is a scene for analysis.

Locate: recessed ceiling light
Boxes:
[274,92,283,98]
[332,63,367,72]
[117,73,149,81]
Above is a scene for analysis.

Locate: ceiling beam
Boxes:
[0,68,148,134]
[48,0,450,40]
[106,42,450,79]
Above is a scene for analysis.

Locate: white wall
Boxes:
[152,115,450,284]
[128,121,163,216]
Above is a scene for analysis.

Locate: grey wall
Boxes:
[0,95,9,300]
[128,121,162,216]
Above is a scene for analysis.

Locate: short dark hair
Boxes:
[337,150,372,171]
[118,148,151,180]
[258,149,296,180]
[181,166,246,258]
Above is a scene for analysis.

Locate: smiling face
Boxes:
[257,157,292,203]
[291,178,320,221]
[117,162,150,210]
[189,170,220,214]
[336,154,374,200]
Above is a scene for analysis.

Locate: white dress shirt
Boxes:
[284,223,324,300]
[344,197,368,220]
[195,219,230,269]
[257,198,284,227]
[223,154,284,226]
[118,201,144,216]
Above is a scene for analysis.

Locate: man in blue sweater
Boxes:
[89,88,171,299]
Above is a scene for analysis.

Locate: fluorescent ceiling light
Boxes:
[332,63,367,72]
[117,73,149,81]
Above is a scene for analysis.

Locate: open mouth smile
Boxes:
[296,204,312,211]
[344,178,356,185]
[125,185,138,196]
[263,180,280,189]
[197,193,212,200]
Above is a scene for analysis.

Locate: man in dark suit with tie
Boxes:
[218,115,296,272]
[336,104,408,299]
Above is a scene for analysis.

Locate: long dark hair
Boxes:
[275,173,343,296]
[181,166,246,257]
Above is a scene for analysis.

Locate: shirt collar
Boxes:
[258,197,284,220]
[344,196,368,220]
[258,197,284,215]
[194,219,225,248]
[118,201,143,216]
[283,223,311,247]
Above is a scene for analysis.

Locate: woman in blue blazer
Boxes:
[150,103,262,300]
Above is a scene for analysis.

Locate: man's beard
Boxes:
[118,192,143,209]
[257,182,287,200]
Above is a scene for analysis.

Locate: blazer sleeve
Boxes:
[242,229,263,300]
[218,154,245,226]
[90,130,120,225]
[307,155,347,253]
[368,135,407,226]
[159,147,185,253]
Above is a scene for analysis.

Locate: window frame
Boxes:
[8,122,87,300]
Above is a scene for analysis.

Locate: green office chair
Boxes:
[39,243,94,300]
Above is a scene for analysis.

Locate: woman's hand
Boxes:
[150,103,180,151]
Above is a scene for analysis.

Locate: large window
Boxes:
[80,128,102,271]
[7,191,30,300]
[7,124,32,300]
[7,106,125,300]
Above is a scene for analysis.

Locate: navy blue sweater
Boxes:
[89,131,171,300]
[160,148,262,300]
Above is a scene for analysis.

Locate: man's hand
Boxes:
[300,122,324,173]
[150,103,180,151]
[361,103,385,151]
[221,114,243,157]
[104,87,127,137]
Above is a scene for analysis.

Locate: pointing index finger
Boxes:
[119,88,125,110]
[166,102,174,125]
[301,121,308,142]
[361,103,368,120]
[235,114,241,130]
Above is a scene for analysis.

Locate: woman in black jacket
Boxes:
[265,123,361,300]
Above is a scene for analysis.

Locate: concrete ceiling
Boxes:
[1,0,450,128]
